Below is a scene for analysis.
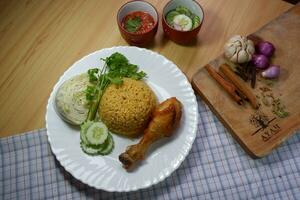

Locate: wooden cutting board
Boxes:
[192,4,300,158]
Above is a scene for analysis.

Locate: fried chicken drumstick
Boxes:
[119,97,182,170]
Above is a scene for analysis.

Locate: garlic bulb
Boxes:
[224,35,255,64]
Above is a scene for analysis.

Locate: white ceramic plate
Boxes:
[46,46,198,192]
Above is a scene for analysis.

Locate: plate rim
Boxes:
[46,46,199,192]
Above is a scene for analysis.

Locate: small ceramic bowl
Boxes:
[117,0,159,46]
[162,0,204,45]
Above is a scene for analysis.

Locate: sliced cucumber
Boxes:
[98,133,114,155]
[86,122,108,145]
[166,11,180,26]
[80,120,93,144]
[166,6,201,31]
[192,15,201,29]
[80,142,101,156]
[80,130,88,145]
[175,6,193,18]
[80,120,114,156]
[173,14,193,31]
[80,133,114,156]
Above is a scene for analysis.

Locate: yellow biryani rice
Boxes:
[98,78,157,137]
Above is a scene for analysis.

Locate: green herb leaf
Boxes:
[108,76,123,85]
[85,52,146,121]
[125,17,142,33]
[87,68,99,83]
[86,85,97,101]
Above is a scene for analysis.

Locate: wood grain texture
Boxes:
[0,0,292,137]
[192,4,300,157]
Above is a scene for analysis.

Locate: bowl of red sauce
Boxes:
[162,0,204,45]
[117,0,158,46]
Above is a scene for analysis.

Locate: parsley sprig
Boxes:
[85,52,146,121]
[125,17,142,33]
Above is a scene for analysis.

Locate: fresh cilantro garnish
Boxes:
[102,52,146,83]
[85,52,146,121]
[87,68,99,83]
[85,86,95,101]
[125,17,142,33]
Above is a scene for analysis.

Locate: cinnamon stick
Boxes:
[205,64,243,105]
[219,64,258,109]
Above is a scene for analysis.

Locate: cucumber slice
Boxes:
[80,120,93,144]
[80,142,101,156]
[166,11,180,26]
[80,133,114,156]
[192,15,201,29]
[98,133,114,155]
[80,130,88,145]
[86,122,108,145]
[80,121,113,156]
[175,6,193,18]
[173,14,193,31]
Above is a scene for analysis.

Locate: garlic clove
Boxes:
[246,43,255,55]
[224,42,235,49]
[224,45,237,58]
[236,45,242,52]
[237,49,249,63]
[248,53,253,61]
[230,52,238,63]
[247,39,254,47]
[232,38,242,45]
[241,37,248,49]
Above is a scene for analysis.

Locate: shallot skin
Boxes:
[252,54,269,69]
[261,65,280,79]
[256,41,275,57]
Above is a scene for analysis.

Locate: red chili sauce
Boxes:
[122,11,155,34]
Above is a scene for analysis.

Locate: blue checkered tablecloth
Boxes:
[1,98,300,200]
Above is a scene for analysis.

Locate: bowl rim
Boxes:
[162,0,205,33]
[117,0,159,36]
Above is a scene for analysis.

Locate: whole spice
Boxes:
[260,92,273,107]
[219,64,258,109]
[249,111,270,129]
[250,65,256,88]
[258,76,277,87]
[205,64,243,105]
[235,65,248,81]
[230,62,256,88]
[258,86,289,118]
[259,86,271,93]
[272,98,289,118]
